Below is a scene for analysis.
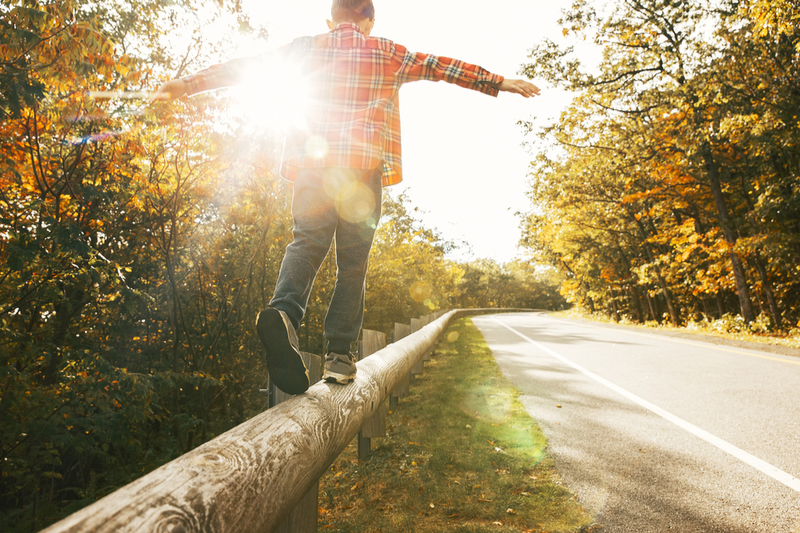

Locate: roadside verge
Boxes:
[318,317,597,533]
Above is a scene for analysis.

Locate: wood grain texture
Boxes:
[41,311,460,533]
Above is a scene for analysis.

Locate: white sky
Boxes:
[231,0,585,264]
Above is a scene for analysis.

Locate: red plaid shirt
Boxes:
[183,22,504,186]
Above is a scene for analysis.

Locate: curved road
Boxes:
[473,312,800,533]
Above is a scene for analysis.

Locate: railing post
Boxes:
[422,314,434,362]
[410,318,424,376]
[390,323,411,408]
[357,330,387,460]
[271,352,322,533]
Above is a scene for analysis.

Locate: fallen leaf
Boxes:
[506,508,515,514]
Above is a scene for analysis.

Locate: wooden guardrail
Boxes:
[40,308,531,533]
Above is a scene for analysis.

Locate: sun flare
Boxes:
[230,58,312,133]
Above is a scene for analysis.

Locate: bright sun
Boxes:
[229,57,312,134]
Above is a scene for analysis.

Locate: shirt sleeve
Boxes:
[180,40,302,96]
[394,44,504,97]
[180,56,252,96]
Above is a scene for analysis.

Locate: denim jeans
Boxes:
[269,166,383,354]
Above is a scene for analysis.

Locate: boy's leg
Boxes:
[269,169,338,327]
[324,166,383,359]
[260,168,337,395]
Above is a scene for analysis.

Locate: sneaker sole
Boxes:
[322,369,356,385]
[256,309,310,395]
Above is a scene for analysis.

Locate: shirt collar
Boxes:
[330,21,365,35]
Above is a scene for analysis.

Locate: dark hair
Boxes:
[331,0,375,21]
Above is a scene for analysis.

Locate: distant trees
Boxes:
[363,192,566,339]
[520,0,800,331]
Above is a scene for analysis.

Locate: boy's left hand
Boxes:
[150,79,188,102]
[497,79,541,98]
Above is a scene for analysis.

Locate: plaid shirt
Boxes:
[183,22,504,186]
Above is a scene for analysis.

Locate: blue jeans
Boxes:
[269,166,383,354]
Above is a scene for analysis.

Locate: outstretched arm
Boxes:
[151,54,263,101]
[152,79,188,101]
[395,46,540,99]
[493,78,541,98]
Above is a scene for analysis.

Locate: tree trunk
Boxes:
[644,289,658,322]
[701,147,755,323]
[629,287,644,322]
[628,214,681,325]
[609,286,621,322]
[750,250,783,329]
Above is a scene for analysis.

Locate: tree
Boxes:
[519,0,800,329]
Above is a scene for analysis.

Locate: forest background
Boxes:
[520,0,800,336]
[0,0,563,529]
[1,0,799,530]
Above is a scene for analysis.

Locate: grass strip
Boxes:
[318,317,596,533]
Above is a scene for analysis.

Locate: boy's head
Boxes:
[328,0,375,34]
[331,0,375,21]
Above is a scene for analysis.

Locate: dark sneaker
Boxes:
[256,308,309,395]
[323,352,357,385]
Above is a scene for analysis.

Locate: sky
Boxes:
[230,0,584,264]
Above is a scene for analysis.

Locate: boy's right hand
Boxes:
[497,79,541,98]
[151,79,188,102]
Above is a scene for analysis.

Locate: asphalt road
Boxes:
[472,312,800,533]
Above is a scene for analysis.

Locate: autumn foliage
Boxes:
[521,0,800,332]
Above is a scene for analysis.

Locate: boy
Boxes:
[155,0,540,395]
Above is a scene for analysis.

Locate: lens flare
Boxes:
[321,170,377,224]
[88,90,154,100]
[410,281,431,303]
[305,135,328,159]
[338,182,376,224]
[233,57,311,132]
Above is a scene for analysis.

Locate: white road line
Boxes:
[490,317,800,494]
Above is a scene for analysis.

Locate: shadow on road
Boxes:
[484,335,800,533]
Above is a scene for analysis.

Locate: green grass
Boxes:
[318,318,596,533]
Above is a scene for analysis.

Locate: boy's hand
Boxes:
[497,79,540,98]
[150,79,188,102]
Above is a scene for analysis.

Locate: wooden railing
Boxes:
[41,308,529,533]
